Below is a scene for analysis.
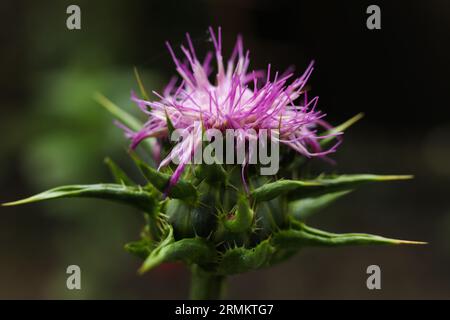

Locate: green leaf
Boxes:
[194,163,227,186]
[216,240,276,275]
[287,113,365,171]
[252,174,413,203]
[223,195,254,233]
[94,92,142,132]
[131,153,198,205]
[2,183,158,212]
[93,92,154,153]
[320,113,364,148]
[289,190,352,220]
[139,225,216,273]
[133,67,150,102]
[252,198,285,240]
[273,222,426,248]
[143,203,167,241]
[124,238,153,259]
[164,108,176,138]
[289,174,413,200]
[104,157,136,186]
[251,180,321,202]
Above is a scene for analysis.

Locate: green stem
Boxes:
[189,265,226,300]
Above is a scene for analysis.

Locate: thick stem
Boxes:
[189,265,226,300]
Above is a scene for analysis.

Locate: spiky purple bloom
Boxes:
[121,27,340,187]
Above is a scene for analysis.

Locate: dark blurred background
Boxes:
[1,0,449,299]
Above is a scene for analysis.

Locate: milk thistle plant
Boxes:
[4,27,423,299]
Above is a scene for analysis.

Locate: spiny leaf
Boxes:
[272,222,426,248]
[104,157,136,186]
[223,195,254,233]
[133,67,150,101]
[251,180,322,202]
[131,153,198,204]
[93,92,154,153]
[252,174,413,203]
[253,198,285,239]
[320,113,364,148]
[139,225,175,273]
[164,108,176,138]
[216,241,273,275]
[289,190,352,220]
[125,238,153,259]
[194,163,227,186]
[216,240,275,275]
[287,174,413,200]
[284,113,365,172]
[94,92,142,132]
[139,225,216,273]
[2,183,158,212]
[143,205,167,241]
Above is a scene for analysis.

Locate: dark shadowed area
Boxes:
[0,0,449,299]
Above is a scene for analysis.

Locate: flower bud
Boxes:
[166,195,218,239]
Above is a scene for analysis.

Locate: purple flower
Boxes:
[122,27,340,187]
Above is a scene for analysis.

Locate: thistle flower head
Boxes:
[4,28,420,296]
[121,27,340,186]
